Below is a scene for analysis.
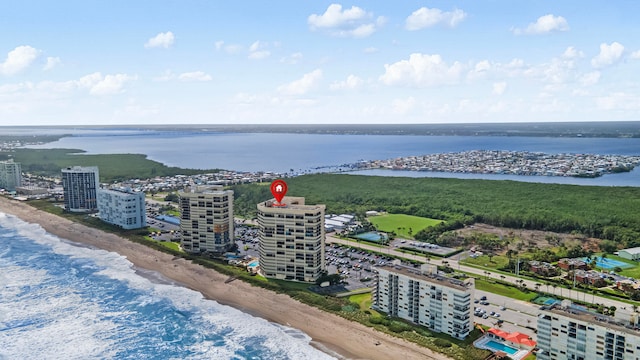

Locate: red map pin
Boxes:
[270,179,288,204]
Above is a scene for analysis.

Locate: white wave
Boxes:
[0,264,119,360]
[0,212,336,359]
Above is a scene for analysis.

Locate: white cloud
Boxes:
[580,71,600,86]
[248,51,270,60]
[363,47,378,54]
[561,46,584,60]
[591,42,625,68]
[512,14,569,35]
[215,41,224,50]
[631,50,640,59]
[277,69,322,95]
[308,4,384,38]
[0,45,40,76]
[467,60,491,80]
[144,31,175,49]
[330,75,363,90]
[178,71,212,82]
[78,72,136,95]
[379,53,464,87]
[43,56,61,71]
[405,7,467,30]
[280,52,303,65]
[492,82,507,95]
[596,92,640,111]
[248,41,271,60]
[392,96,417,114]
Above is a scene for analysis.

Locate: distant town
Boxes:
[352,150,640,178]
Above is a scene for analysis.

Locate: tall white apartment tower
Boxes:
[257,197,326,282]
[61,166,99,213]
[0,159,23,192]
[97,187,147,229]
[373,261,475,339]
[179,185,234,254]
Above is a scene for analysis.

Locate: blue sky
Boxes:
[2,1,640,125]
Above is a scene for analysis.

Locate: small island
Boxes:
[353,150,640,178]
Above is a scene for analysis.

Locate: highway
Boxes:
[326,235,638,316]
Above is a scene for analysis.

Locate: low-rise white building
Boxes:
[97,188,147,229]
[618,247,640,261]
[373,260,475,339]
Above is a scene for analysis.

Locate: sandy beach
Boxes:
[0,197,450,360]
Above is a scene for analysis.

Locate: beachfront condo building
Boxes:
[537,302,640,360]
[373,261,475,340]
[0,159,22,192]
[179,185,234,254]
[97,187,147,230]
[257,197,325,282]
[62,166,99,213]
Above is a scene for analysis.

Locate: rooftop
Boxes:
[541,303,640,335]
[377,261,474,291]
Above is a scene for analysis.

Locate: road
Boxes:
[326,235,638,315]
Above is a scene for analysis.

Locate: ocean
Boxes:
[3,126,640,358]
[25,129,640,186]
[0,212,335,360]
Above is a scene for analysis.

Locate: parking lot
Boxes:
[473,290,538,338]
[324,243,392,291]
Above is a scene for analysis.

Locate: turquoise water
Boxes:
[583,257,632,269]
[485,340,518,355]
[249,261,259,267]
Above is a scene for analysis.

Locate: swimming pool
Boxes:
[248,261,259,267]
[485,340,518,355]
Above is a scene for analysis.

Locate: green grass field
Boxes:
[348,293,380,316]
[368,213,442,239]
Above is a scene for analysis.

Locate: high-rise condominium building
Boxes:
[61,166,99,212]
[179,185,234,254]
[0,159,22,192]
[373,261,475,339]
[537,302,640,360]
[257,197,325,282]
[97,188,147,229]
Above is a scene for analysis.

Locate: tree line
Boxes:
[232,174,640,248]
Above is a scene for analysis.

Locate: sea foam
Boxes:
[0,212,335,360]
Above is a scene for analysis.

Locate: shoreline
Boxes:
[0,197,450,360]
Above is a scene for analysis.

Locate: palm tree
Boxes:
[552,284,557,295]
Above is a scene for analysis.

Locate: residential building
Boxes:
[373,260,475,339]
[257,196,325,282]
[61,166,99,212]
[537,301,640,360]
[558,258,589,271]
[179,185,234,254]
[0,159,22,192]
[97,187,147,229]
[529,261,560,277]
[572,269,607,287]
